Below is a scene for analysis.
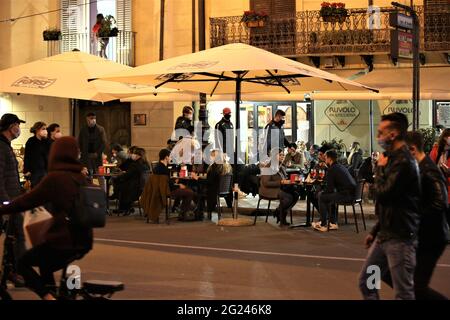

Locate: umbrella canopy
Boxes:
[98,43,377,172]
[356,66,450,95]
[0,51,176,102]
[97,43,377,94]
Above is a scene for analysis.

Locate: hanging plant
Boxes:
[43,28,61,41]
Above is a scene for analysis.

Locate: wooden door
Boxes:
[78,100,131,155]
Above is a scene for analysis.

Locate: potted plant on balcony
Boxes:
[241,10,269,28]
[320,2,348,23]
[42,28,61,41]
[98,15,119,38]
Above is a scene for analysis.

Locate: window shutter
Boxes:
[116,0,132,32]
[61,0,89,52]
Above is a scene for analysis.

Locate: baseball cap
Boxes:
[0,113,26,131]
[223,107,231,115]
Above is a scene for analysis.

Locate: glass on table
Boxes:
[319,169,325,180]
[310,169,317,179]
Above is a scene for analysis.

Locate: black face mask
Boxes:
[224,114,231,120]
[278,120,285,126]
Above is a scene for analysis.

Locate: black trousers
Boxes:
[414,243,448,300]
[18,245,84,298]
[1,214,26,278]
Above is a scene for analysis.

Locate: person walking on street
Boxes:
[78,112,107,175]
[405,131,449,300]
[0,113,27,288]
[358,112,421,300]
[24,122,49,188]
[214,107,234,162]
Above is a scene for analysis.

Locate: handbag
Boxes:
[23,206,54,250]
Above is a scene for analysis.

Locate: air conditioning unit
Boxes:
[323,57,334,68]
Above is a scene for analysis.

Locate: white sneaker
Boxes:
[311,221,321,228]
[329,223,339,230]
[313,223,328,232]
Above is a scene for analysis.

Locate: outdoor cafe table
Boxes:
[170,175,208,215]
[287,179,325,229]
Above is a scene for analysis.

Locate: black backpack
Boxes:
[70,176,107,228]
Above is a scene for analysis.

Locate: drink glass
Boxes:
[311,169,317,179]
[319,169,325,180]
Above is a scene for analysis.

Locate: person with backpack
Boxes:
[0,136,95,300]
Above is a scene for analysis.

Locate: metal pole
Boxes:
[369,100,374,154]
[159,0,165,61]
[412,11,420,130]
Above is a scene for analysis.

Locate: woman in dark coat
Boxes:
[114,147,147,213]
[0,136,93,300]
[205,150,232,217]
[24,122,49,188]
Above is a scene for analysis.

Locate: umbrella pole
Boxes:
[233,77,241,220]
[217,74,253,227]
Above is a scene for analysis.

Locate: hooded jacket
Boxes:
[0,136,93,252]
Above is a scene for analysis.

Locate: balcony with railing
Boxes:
[46,31,136,66]
[210,5,449,57]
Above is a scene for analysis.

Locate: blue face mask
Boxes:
[377,138,392,151]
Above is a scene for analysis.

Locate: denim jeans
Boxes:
[358,238,417,300]
[318,191,353,225]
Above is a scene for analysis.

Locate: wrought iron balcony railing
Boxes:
[210,5,449,57]
[46,31,136,66]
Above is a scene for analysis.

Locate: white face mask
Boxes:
[11,125,21,139]
[446,137,450,146]
[54,132,62,139]
[39,129,48,139]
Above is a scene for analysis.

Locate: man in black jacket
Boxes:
[78,112,107,175]
[262,109,290,157]
[405,131,449,300]
[313,149,356,232]
[359,112,421,300]
[172,106,193,142]
[0,113,26,288]
[214,107,234,162]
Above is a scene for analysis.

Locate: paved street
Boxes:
[4,205,450,300]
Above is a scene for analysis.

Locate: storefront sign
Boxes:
[324,100,360,132]
[382,100,417,127]
[389,12,413,30]
[390,30,413,59]
[437,101,450,127]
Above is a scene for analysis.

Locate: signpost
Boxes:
[390,3,420,130]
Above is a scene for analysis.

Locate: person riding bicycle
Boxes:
[0,136,93,300]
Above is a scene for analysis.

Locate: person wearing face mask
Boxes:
[172,106,194,143]
[78,112,107,175]
[262,109,290,157]
[46,123,62,148]
[113,147,148,214]
[0,113,27,289]
[430,128,450,207]
[358,112,421,300]
[24,122,49,188]
[214,108,234,162]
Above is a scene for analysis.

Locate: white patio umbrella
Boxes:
[0,50,176,102]
[97,43,377,164]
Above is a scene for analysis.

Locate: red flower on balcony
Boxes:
[320,2,348,22]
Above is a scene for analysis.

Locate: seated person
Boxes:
[170,125,202,169]
[313,149,356,232]
[118,146,137,172]
[260,148,299,226]
[203,150,233,218]
[111,143,128,167]
[283,143,304,168]
[347,141,364,178]
[306,144,320,169]
[113,147,147,214]
[154,149,195,221]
